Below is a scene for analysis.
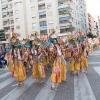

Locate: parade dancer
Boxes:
[81,45,88,73]
[51,39,67,90]
[32,46,46,84]
[13,56,26,85]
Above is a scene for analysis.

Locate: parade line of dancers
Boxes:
[4,30,88,90]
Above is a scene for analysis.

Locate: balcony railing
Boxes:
[59,11,70,15]
[38,6,45,10]
[39,15,46,19]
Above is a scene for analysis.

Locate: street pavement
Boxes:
[0,47,100,100]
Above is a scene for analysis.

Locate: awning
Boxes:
[40,26,47,30]
[60,26,70,29]
[2,12,7,15]
[59,8,68,11]
[59,17,69,21]
[2,5,7,8]
[39,11,46,15]
[10,26,14,28]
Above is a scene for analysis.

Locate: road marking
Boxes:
[88,62,100,64]
[0,72,11,79]
[94,67,100,76]
[89,54,100,56]
[34,78,58,100]
[0,78,14,90]
[1,76,35,100]
[74,74,96,100]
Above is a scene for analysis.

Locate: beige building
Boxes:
[98,16,100,36]
[88,13,95,35]
[0,0,88,39]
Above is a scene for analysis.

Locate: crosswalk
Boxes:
[0,49,100,100]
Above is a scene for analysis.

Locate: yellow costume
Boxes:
[32,51,46,79]
[51,57,67,83]
[81,53,88,68]
[69,57,75,71]
[13,60,26,82]
[7,53,13,72]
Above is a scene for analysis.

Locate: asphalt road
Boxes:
[0,47,100,100]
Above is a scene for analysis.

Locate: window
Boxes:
[15,10,19,14]
[16,18,19,22]
[40,21,47,26]
[32,23,36,28]
[16,26,20,29]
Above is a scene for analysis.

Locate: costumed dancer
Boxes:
[68,34,80,75]
[81,44,88,73]
[32,40,46,84]
[51,38,67,90]
[13,50,26,85]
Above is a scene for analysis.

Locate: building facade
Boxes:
[98,16,100,36]
[0,0,88,39]
[88,13,95,35]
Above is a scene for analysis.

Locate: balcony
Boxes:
[2,12,9,19]
[2,5,8,12]
[58,3,70,8]
[39,11,46,20]
[3,20,9,27]
[4,27,10,33]
[59,11,72,18]
[9,11,13,17]
[60,21,71,26]
[38,4,45,10]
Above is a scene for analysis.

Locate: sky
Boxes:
[86,0,100,21]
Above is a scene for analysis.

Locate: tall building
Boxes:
[0,0,88,39]
[94,20,99,36]
[88,13,95,35]
[98,16,100,36]
[0,0,26,40]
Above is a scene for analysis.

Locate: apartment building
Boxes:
[0,0,26,40]
[0,0,88,39]
[98,16,100,36]
[88,13,95,35]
